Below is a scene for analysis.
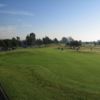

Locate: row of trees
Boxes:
[0,37,21,50]
[0,32,82,51]
[25,33,59,46]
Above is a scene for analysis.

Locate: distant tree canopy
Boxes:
[69,40,82,50]
[0,32,59,51]
[0,39,11,50]
[0,32,86,51]
[53,38,59,44]
[12,37,18,47]
[61,37,74,45]
[26,33,36,46]
[0,37,20,51]
[61,37,68,44]
[36,39,43,46]
[43,36,53,44]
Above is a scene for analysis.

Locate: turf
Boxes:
[0,48,100,100]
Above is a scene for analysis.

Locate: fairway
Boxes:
[0,48,100,100]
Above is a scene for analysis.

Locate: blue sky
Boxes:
[0,0,100,41]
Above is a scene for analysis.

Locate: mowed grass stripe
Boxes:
[0,48,100,100]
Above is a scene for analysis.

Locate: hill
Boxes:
[0,48,100,100]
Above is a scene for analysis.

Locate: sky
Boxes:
[0,0,100,41]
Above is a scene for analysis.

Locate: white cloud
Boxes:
[0,10,34,16]
[0,3,6,8]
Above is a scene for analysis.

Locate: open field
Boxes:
[0,47,100,100]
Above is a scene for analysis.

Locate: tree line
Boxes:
[0,32,82,51]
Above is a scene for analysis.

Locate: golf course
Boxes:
[0,47,100,100]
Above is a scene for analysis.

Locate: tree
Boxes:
[0,40,5,47]
[12,37,17,47]
[36,39,43,46]
[43,36,52,44]
[53,38,59,44]
[61,37,68,44]
[16,36,20,41]
[26,33,36,46]
[16,36,21,47]
[69,40,81,50]
[67,37,74,43]
[0,40,7,50]
[1,39,12,50]
[30,33,36,45]
[61,37,74,46]
[26,35,31,46]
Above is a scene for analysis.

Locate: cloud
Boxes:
[0,10,34,16]
[0,3,6,7]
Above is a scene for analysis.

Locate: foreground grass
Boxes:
[0,48,100,100]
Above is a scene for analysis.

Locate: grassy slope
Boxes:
[0,48,100,100]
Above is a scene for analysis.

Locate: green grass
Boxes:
[0,47,100,100]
